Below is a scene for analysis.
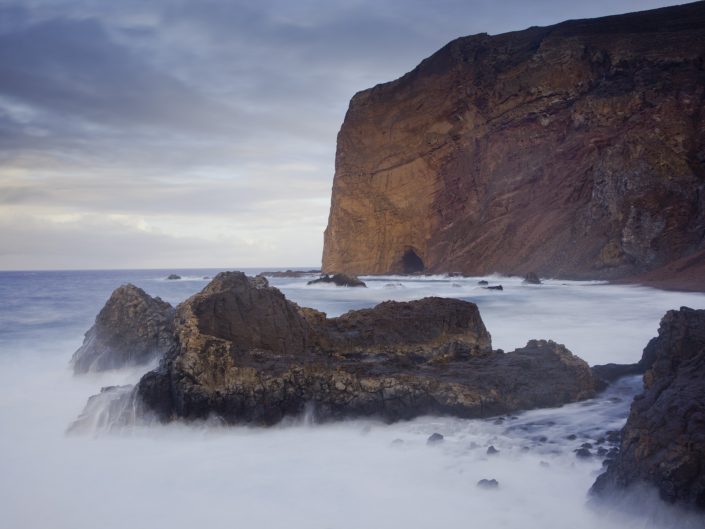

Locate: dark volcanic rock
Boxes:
[477,479,499,489]
[127,272,597,426]
[592,307,705,510]
[166,274,181,280]
[427,433,444,445]
[307,273,367,287]
[478,280,489,286]
[484,285,503,291]
[322,3,705,284]
[71,284,175,374]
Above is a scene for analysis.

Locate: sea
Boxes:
[1,268,704,529]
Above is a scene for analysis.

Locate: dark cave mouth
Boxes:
[401,249,425,274]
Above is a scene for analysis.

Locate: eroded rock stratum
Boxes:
[322,3,705,281]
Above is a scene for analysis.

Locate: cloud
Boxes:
[0,0,688,269]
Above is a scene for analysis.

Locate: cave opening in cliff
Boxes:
[401,249,425,274]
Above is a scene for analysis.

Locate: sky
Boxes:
[0,0,689,270]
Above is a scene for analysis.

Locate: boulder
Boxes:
[307,273,367,287]
[477,479,499,489]
[75,272,597,426]
[71,284,175,373]
[591,307,705,510]
[166,274,181,280]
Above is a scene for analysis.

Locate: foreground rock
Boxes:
[127,272,596,425]
[322,3,705,282]
[592,307,705,510]
[307,273,367,287]
[71,284,175,373]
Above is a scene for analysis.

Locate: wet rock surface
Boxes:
[71,284,175,373]
[592,307,705,510]
[103,272,601,426]
[322,3,705,284]
[307,273,367,287]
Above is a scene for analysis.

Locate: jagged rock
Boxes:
[112,272,598,426]
[591,317,672,384]
[322,3,705,284]
[307,273,367,287]
[487,445,499,455]
[427,433,444,445]
[575,448,592,459]
[166,274,181,280]
[477,479,499,489]
[71,284,175,373]
[592,307,705,510]
[523,273,542,285]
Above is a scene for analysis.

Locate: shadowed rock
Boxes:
[523,273,542,285]
[71,284,175,374]
[592,307,705,510]
[307,273,367,287]
[75,272,597,427]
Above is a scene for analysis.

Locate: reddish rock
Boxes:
[322,3,705,282]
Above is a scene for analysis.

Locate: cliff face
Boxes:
[322,2,705,278]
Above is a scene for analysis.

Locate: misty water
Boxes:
[2,269,704,529]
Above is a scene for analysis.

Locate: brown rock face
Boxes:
[322,2,705,280]
[592,307,705,510]
[71,284,175,374]
[134,272,596,425]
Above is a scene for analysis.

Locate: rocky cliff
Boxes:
[322,2,705,280]
[592,307,705,510]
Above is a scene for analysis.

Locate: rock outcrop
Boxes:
[592,307,705,510]
[307,273,367,287]
[125,272,597,425]
[322,2,705,282]
[71,284,175,373]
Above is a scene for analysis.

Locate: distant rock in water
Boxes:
[477,280,489,286]
[71,284,175,374]
[484,285,503,291]
[258,269,320,278]
[427,433,444,445]
[321,3,705,283]
[307,273,366,287]
[166,274,181,280]
[523,273,542,285]
[477,479,499,489]
[592,307,705,510]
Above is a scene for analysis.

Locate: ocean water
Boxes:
[1,269,704,529]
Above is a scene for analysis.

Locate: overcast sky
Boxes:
[0,0,688,270]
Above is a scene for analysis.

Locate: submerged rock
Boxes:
[427,433,444,445]
[76,272,597,427]
[307,273,367,287]
[592,307,705,510]
[477,479,499,489]
[484,285,503,291]
[71,284,175,374]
